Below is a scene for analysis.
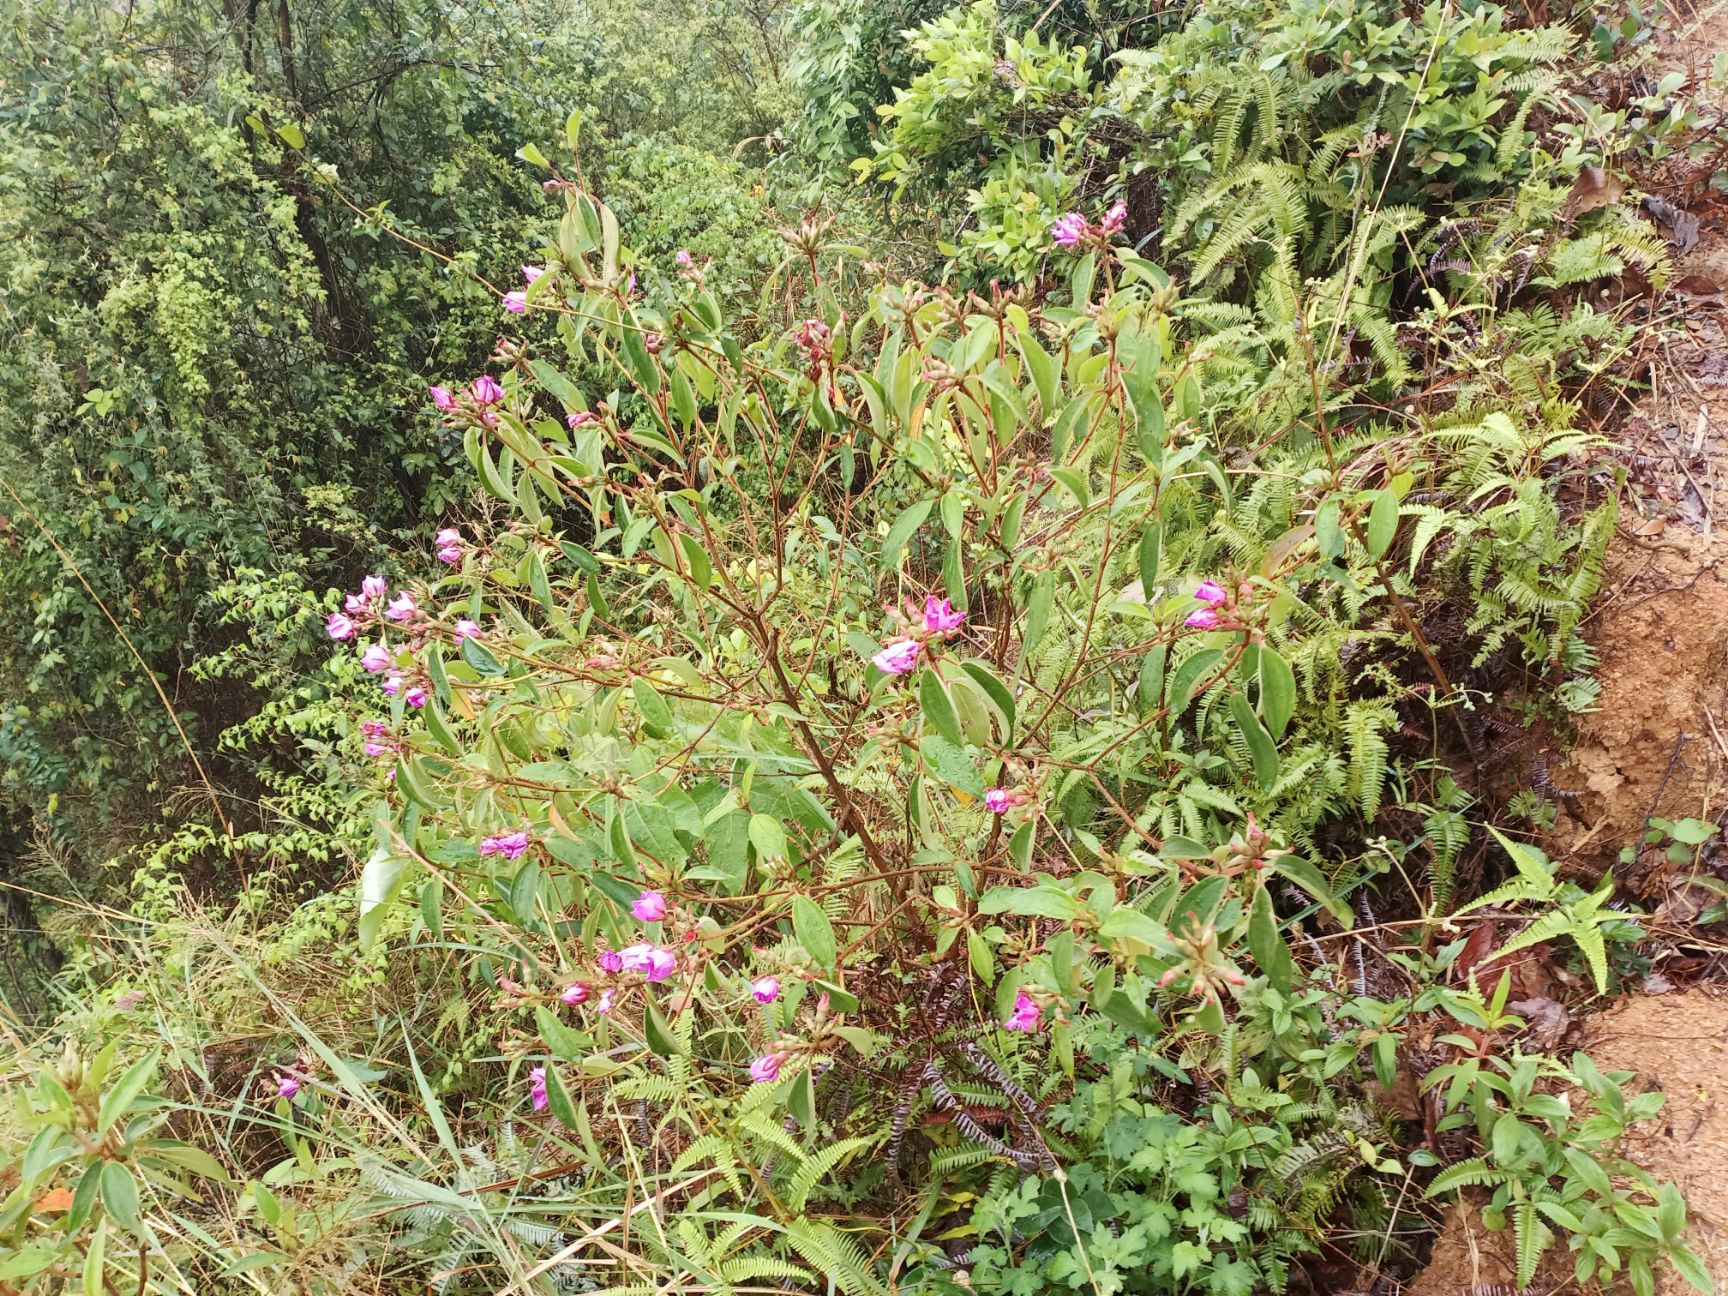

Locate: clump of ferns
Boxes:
[877,963,1059,1179]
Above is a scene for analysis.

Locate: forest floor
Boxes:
[1409,8,1728,1293]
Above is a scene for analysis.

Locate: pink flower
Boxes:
[619,942,677,982]
[404,685,427,709]
[326,611,356,641]
[1100,200,1128,237]
[873,639,922,675]
[435,526,462,550]
[1184,608,1222,630]
[361,644,392,673]
[749,1055,781,1083]
[503,291,528,315]
[923,596,965,635]
[597,949,624,974]
[277,1074,301,1100]
[454,618,481,641]
[481,831,532,861]
[361,574,389,600]
[528,1065,549,1113]
[984,788,1011,814]
[471,375,504,405]
[631,890,668,922]
[344,592,369,615]
[675,249,693,268]
[382,672,402,697]
[566,411,597,429]
[360,719,389,738]
[751,976,780,1004]
[596,989,615,1014]
[362,739,395,758]
[385,593,417,622]
[522,264,545,284]
[1194,580,1228,608]
[1052,212,1089,247]
[560,983,591,1006]
[1004,991,1042,1033]
[429,385,454,411]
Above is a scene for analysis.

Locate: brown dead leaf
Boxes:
[1562,166,1626,221]
[1673,273,1723,299]
[1634,515,1669,536]
[35,1186,74,1213]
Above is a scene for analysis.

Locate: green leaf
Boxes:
[1258,648,1297,739]
[1248,887,1293,991]
[920,735,984,798]
[632,678,675,739]
[918,671,963,746]
[359,844,416,951]
[97,1051,160,1137]
[1137,525,1161,595]
[748,813,788,862]
[1021,573,1057,657]
[979,885,1081,921]
[99,1161,140,1231]
[83,1221,106,1296]
[792,896,838,970]
[276,122,305,150]
[1365,488,1400,559]
[1098,907,1166,946]
[1228,691,1280,790]
[961,661,1017,738]
[544,1064,582,1130]
[1273,856,1353,926]
[881,499,935,571]
[1167,648,1223,714]
[460,635,506,677]
[643,997,686,1055]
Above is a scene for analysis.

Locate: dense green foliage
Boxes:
[3,0,1725,1292]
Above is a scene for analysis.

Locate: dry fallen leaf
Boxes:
[1633,515,1668,536]
[1562,166,1626,221]
[35,1186,74,1213]
[1672,273,1722,299]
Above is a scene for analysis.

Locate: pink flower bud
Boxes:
[503,291,528,315]
[381,672,402,697]
[471,375,504,405]
[404,686,427,709]
[560,982,590,1006]
[522,265,545,284]
[326,612,356,641]
[454,618,481,641]
[1052,212,1089,247]
[277,1074,301,1100]
[749,1055,781,1083]
[598,949,624,974]
[567,410,597,428]
[361,644,392,673]
[385,593,417,622]
[631,890,668,922]
[429,385,454,411]
[361,574,389,599]
[528,1065,549,1112]
[751,976,780,1004]
[1184,608,1222,630]
[984,788,1011,814]
[675,249,693,268]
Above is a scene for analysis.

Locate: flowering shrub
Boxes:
[295,180,1649,1287]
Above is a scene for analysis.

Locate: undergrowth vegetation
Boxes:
[4,0,1727,1292]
